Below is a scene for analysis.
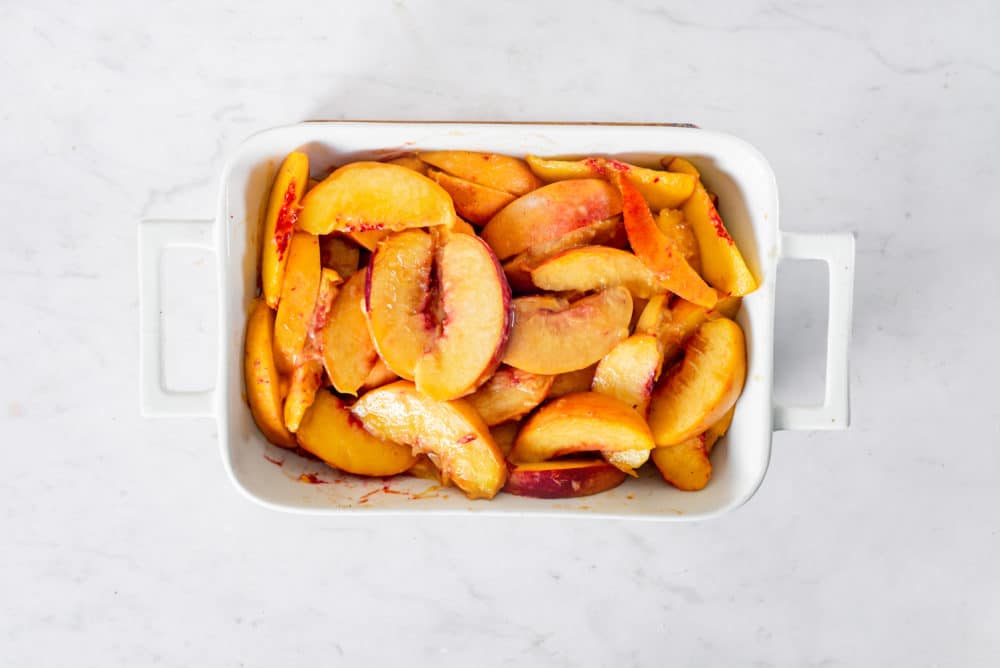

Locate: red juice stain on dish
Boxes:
[709,206,733,245]
[274,181,298,260]
[298,473,329,485]
[263,455,285,467]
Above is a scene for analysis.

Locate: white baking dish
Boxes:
[139,121,854,520]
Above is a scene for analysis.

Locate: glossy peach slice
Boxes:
[504,459,627,498]
[418,151,541,195]
[605,165,716,308]
[531,245,668,299]
[651,436,712,491]
[510,392,654,469]
[466,366,553,426]
[525,155,697,210]
[298,162,456,234]
[359,357,398,392]
[658,296,742,364]
[547,364,599,399]
[591,333,664,417]
[321,271,378,395]
[666,157,757,296]
[319,234,360,278]
[481,179,622,260]
[648,318,747,446]
[412,233,512,401]
[657,208,701,275]
[244,299,296,448]
[429,168,516,225]
[364,229,435,379]
[297,390,417,476]
[502,287,632,375]
[261,151,309,308]
[351,381,507,499]
[705,405,735,454]
[273,232,321,373]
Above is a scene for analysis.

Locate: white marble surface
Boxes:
[2,1,998,665]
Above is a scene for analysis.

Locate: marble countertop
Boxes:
[3,1,998,665]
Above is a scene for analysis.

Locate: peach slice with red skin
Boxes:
[591,333,664,417]
[419,151,542,196]
[364,229,435,379]
[351,381,507,499]
[297,390,417,477]
[481,179,623,260]
[531,245,669,299]
[322,270,379,395]
[651,436,712,491]
[602,163,717,308]
[261,151,309,309]
[504,459,627,499]
[428,168,516,225]
[273,232,322,373]
[411,232,512,401]
[466,366,553,426]
[665,157,758,296]
[525,155,697,210]
[502,287,632,375]
[298,162,456,235]
[510,392,655,473]
[648,317,747,446]
[244,299,296,448]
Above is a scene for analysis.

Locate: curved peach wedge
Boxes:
[412,233,512,401]
[429,168,516,225]
[648,318,747,446]
[605,166,716,308]
[666,157,757,296]
[419,151,541,196]
[531,245,668,299]
[591,333,664,417]
[510,392,654,466]
[261,151,309,308]
[297,390,417,477]
[364,229,435,379]
[244,299,296,448]
[466,366,553,426]
[526,155,697,210]
[504,459,627,499]
[322,271,378,395]
[273,232,322,373]
[298,162,456,234]
[351,381,507,499]
[502,287,632,375]
[481,179,622,260]
[651,436,712,491]
[547,364,598,399]
[656,208,701,275]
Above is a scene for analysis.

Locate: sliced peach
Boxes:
[319,234,360,278]
[603,449,650,476]
[531,245,669,299]
[346,229,390,251]
[244,299,296,448]
[467,366,554,426]
[648,318,747,446]
[510,392,654,470]
[360,357,399,392]
[657,208,701,275]
[489,421,520,457]
[604,165,716,308]
[428,168,516,225]
[298,162,456,234]
[297,390,417,476]
[364,229,435,379]
[504,459,627,499]
[384,153,428,175]
[704,405,735,454]
[659,296,742,364]
[591,334,664,417]
[449,217,477,236]
[526,155,697,210]
[322,271,378,394]
[273,232,321,373]
[548,364,598,399]
[634,294,669,337]
[651,436,712,491]
[407,454,443,483]
[284,268,342,431]
[412,233,512,401]
[351,381,507,499]
[418,151,541,196]
[481,179,622,260]
[501,215,623,293]
[261,151,309,308]
[503,287,632,375]
[666,157,758,296]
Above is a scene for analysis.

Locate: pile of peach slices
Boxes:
[245,149,757,501]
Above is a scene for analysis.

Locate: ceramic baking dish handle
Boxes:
[773,231,855,431]
[138,219,217,418]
